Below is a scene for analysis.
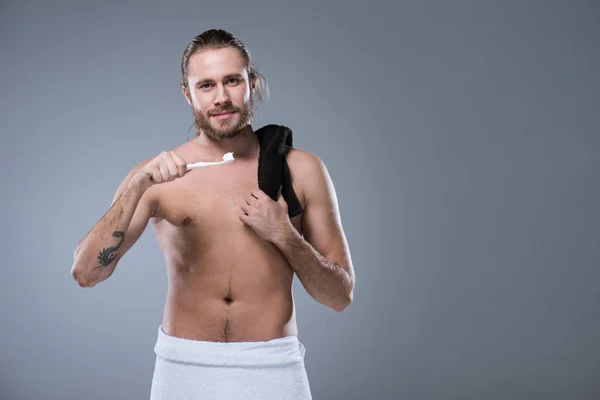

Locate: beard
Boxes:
[193,99,254,140]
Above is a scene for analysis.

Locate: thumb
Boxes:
[277,187,286,204]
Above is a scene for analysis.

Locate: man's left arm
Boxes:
[272,154,355,312]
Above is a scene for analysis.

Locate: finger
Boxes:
[159,160,170,182]
[165,155,178,179]
[146,163,158,183]
[246,195,259,207]
[278,192,287,204]
[147,163,160,183]
[251,188,268,201]
[170,151,188,177]
[240,201,251,214]
[170,151,185,164]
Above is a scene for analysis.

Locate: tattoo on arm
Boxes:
[93,231,125,270]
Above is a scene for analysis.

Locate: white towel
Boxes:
[149,325,312,400]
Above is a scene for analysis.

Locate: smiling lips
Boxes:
[212,111,236,120]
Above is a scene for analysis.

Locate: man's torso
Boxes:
[145,139,304,343]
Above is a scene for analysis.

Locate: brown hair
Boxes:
[181,29,269,105]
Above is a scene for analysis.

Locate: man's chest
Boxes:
[151,156,305,234]
[154,169,259,228]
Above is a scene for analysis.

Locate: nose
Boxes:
[213,84,231,107]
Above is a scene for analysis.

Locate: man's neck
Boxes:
[194,125,259,160]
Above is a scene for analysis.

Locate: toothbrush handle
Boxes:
[186,162,218,171]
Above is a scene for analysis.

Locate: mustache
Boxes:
[210,107,239,116]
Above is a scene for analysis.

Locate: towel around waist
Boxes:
[153,325,307,368]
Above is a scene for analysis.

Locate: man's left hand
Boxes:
[240,188,290,242]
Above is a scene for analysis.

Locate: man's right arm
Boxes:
[71,159,155,288]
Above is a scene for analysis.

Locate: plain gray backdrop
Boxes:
[1,1,599,399]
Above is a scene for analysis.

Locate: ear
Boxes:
[182,85,192,106]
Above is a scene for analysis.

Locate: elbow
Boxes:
[71,250,89,287]
[334,274,355,312]
[333,292,353,312]
[71,252,98,288]
[71,265,93,287]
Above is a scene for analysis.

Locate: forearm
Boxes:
[272,225,354,312]
[72,181,147,287]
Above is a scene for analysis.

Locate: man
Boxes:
[71,29,355,399]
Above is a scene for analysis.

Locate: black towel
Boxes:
[254,124,304,218]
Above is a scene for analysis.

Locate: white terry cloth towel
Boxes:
[149,325,312,400]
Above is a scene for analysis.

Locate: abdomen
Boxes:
[156,221,297,342]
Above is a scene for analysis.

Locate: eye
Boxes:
[226,78,239,84]
[197,82,212,90]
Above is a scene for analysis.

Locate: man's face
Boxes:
[183,47,253,140]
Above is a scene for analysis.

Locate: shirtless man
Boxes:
[71,29,355,399]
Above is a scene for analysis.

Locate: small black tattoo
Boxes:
[93,231,125,270]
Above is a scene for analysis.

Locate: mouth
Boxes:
[211,111,237,120]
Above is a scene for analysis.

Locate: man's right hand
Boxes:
[131,151,189,190]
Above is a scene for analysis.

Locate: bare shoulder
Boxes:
[284,146,333,202]
[284,146,327,176]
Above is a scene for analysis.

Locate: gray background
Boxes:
[1,1,599,399]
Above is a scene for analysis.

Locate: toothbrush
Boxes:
[186,152,235,171]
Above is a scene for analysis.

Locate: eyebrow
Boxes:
[196,74,244,84]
